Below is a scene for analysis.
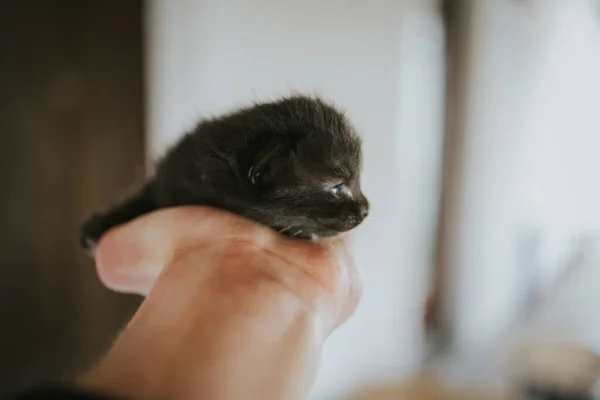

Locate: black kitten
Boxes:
[79,95,369,250]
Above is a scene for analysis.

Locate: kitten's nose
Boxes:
[359,203,369,219]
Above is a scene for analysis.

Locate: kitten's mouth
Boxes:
[274,225,342,241]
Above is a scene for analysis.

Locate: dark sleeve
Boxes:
[7,384,125,400]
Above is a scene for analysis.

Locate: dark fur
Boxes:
[520,384,593,400]
[79,95,369,249]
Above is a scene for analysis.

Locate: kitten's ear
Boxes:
[248,137,296,188]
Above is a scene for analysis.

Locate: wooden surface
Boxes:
[344,374,506,400]
[0,1,145,392]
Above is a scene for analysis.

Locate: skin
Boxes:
[77,206,362,400]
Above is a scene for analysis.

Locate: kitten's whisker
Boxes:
[278,226,293,234]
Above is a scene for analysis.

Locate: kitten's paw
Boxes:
[79,213,107,251]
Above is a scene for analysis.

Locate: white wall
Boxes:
[146,0,446,398]
[437,0,600,386]
[509,0,600,364]
[517,0,600,244]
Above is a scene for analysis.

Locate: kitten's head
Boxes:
[217,95,369,238]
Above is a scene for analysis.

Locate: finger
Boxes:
[269,234,362,329]
[95,206,265,294]
[333,241,362,327]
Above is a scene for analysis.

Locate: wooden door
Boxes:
[0,1,145,392]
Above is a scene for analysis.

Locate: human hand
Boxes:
[79,207,362,400]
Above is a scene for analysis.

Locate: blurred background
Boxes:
[1,0,600,399]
